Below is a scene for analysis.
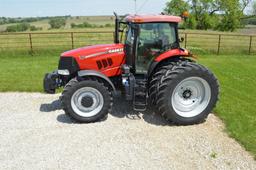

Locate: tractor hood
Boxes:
[61,44,124,58]
[60,44,125,77]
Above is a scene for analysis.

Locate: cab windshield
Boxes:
[139,23,178,73]
[139,23,178,52]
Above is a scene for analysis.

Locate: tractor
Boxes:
[44,13,219,125]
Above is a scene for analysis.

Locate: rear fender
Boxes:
[154,48,190,62]
[148,48,192,77]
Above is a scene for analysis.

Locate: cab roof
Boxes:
[125,14,182,23]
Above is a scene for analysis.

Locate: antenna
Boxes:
[137,0,149,14]
[134,0,137,14]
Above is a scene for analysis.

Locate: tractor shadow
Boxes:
[40,99,62,112]
[111,95,171,126]
[40,94,171,126]
[40,99,76,124]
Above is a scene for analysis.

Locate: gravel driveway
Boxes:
[0,92,255,170]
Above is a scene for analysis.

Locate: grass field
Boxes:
[0,51,255,158]
[198,55,256,159]
[0,51,59,92]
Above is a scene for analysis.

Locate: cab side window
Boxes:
[136,23,177,74]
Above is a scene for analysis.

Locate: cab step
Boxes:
[133,78,147,112]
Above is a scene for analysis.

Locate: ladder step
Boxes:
[135,92,146,96]
[134,102,146,106]
[133,78,148,112]
[133,105,147,112]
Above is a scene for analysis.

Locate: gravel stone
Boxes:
[0,92,255,170]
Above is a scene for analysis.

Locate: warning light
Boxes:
[182,11,189,18]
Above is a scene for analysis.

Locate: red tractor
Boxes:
[44,13,219,125]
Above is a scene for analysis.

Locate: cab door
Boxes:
[136,23,178,74]
[124,24,139,73]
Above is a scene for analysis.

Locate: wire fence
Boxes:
[0,31,255,55]
[179,32,256,55]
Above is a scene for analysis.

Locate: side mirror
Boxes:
[179,37,185,43]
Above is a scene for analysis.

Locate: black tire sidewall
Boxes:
[64,80,111,123]
[162,68,219,124]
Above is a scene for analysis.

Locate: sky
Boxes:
[0,0,168,17]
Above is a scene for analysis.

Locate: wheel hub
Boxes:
[81,96,94,108]
[182,89,192,99]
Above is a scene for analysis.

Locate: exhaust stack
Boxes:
[114,12,120,44]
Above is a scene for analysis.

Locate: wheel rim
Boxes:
[171,77,211,118]
[71,87,104,117]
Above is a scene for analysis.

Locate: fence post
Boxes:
[249,36,252,55]
[185,33,188,48]
[71,32,74,49]
[217,34,221,55]
[28,33,33,52]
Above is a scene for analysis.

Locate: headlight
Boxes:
[57,69,70,76]
[58,57,79,75]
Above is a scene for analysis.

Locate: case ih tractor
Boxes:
[44,13,219,125]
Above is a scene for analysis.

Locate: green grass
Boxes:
[0,51,59,92]
[198,55,256,158]
[0,52,255,158]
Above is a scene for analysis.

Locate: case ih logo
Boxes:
[108,48,123,53]
[79,48,123,60]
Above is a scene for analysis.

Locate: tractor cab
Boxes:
[117,14,182,74]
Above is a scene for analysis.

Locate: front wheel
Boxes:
[61,78,113,123]
[156,61,219,125]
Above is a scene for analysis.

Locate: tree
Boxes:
[164,0,189,16]
[252,1,256,15]
[164,0,249,31]
[165,0,223,30]
[6,22,30,32]
[217,0,242,31]
[241,0,252,13]
[30,25,42,31]
[49,18,66,29]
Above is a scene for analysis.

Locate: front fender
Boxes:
[77,70,116,91]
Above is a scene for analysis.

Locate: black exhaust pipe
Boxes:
[114,12,120,44]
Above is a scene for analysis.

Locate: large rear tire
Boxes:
[149,62,175,105]
[149,58,192,105]
[154,61,219,125]
[60,78,113,123]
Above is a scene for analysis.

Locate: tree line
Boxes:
[165,0,256,31]
[3,17,114,32]
[0,15,71,25]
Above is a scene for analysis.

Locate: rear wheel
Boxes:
[154,61,219,125]
[149,58,192,105]
[149,62,175,105]
[61,78,113,123]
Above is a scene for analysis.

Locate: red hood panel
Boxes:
[61,44,125,78]
[61,44,124,57]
